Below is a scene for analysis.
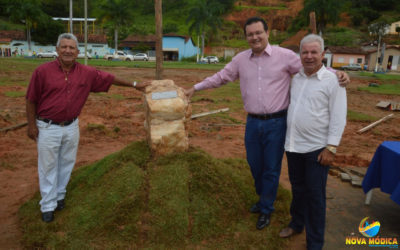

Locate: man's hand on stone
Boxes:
[134,81,151,91]
[336,71,350,87]
[184,87,195,99]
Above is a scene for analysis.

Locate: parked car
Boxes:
[340,63,362,71]
[133,53,149,61]
[201,56,219,64]
[104,50,134,61]
[77,51,92,59]
[37,51,58,58]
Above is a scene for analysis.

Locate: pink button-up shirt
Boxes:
[195,44,302,114]
[26,60,115,122]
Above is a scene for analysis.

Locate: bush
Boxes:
[181,55,197,62]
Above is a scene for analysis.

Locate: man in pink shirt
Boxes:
[26,33,148,222]
[185,17,349,230]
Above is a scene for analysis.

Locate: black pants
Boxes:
[286,148,329,250]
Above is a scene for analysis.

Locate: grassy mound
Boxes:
[19,141,291,249]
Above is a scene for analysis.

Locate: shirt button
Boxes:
[258,77,261,80]
[258,88,261,90]
[259,67,261,70]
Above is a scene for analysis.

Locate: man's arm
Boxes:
[112,76,150,91]
[26,99,38,141]
[184,59,239,99]
[318,78,347,166]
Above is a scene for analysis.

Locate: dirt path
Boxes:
[1,66,399,249]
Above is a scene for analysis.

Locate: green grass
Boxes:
[324,27,368,47]
[19,141,292,249]
[357,83,400,95]
[357,72,400,82]
[4,91,25,97]
[0,57,226,71]
[347,110,377,122]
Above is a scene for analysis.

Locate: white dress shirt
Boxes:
[285,65,347,153]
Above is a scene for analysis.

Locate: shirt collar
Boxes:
[299,65,326,80]
[249,43,272,58]
[56,58,77,72]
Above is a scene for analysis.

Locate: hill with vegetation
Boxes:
[0,0,399,48]
[19,141,291,249]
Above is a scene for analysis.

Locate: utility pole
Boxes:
[84,0,88,65]
[155,0,163,79]
[374,33,381,72]
[69,0,73,33]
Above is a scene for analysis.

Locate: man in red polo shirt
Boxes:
[26,33,148,222]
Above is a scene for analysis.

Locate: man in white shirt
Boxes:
[279,34,347,250]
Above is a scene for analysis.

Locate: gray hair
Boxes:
[56,33,79,48]
[300,34,324,53]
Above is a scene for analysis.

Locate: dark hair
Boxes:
[243,17,268,35]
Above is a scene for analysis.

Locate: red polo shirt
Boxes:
[26,60,115,122]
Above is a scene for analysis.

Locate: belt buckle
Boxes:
[59,121,66,126]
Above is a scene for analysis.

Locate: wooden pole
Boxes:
[84,0,88,65]
[357,113,394,134]
[309,12,317,34]
[155,0,163,80]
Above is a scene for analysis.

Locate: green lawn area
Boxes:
[357,83,400,95]
[19,141,291,249]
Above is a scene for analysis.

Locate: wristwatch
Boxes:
[326,145,337,154]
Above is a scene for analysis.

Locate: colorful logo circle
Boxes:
[359,217,380,237]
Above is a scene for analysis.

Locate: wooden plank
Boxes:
[190,108,229,119]
[357,113,394,134]
[0,122,28,132]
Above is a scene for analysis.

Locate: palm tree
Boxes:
[6,0,45,51]
[187,0,224,59]
[96,0,134,52]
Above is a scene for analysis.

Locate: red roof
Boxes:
[0,30,26,40]
[75,34,107,44]
[327,46,367,55]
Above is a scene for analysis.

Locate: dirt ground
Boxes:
[0,66,399,249]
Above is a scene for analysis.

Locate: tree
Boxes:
[396,26,400,37]
[187,0,225,59]
[6,0,46,51]
[95,0,134,52]
[302,0,343,34]
[32,17,64,45]
[368,19,390,40]
[368,18,390,72]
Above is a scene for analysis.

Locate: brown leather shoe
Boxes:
[279,227,299,238]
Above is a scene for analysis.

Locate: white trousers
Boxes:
[36,119,79,212]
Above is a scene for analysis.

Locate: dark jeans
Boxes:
[245,115,286,215]
[286,148,329,250]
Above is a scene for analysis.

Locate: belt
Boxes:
[248,109,287,120]
[37,117,77,126]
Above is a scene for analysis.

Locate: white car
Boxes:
[37,51,58,58]
[78,51,92,59]
[104,51,134,61]
[201,56,219,64]
[133,53,149,61]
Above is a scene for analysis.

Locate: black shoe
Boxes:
[56,199,65,211]
[42,211,54,223]
[250,204,261,213]
[256,213,270,230]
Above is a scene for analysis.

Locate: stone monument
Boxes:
[143,79,191,156]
